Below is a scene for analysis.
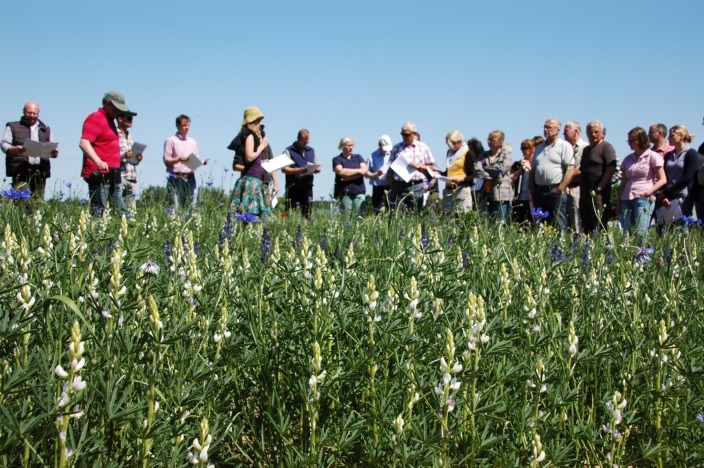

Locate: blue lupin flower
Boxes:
[164,239,172,258]
[550,242,564,262]
[260,228,271,263]
[697,413,704,423]
[164,208,174,215]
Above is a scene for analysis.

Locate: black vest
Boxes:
[5,117,52,178]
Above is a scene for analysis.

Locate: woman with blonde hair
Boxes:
[440,130,475,213]
[474,130,513,221]
[228,106,271,216]
[333,136,367,214]
[657,125,700,220]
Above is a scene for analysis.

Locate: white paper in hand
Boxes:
[655,200,682,225]
[390,155,416,183]
[182,153,203,171]
[269,182,278,209]
[262,154,295,173]
[428,169,453,183]
[127,143,147,164]
[21,139,44,157]
[304,162,321,174]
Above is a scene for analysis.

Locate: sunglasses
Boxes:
[401,132,413,137]
[520,146,530,150]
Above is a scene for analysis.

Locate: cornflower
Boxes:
[1,188,32,200]
[531,207,549,224]
[635,245,654,264]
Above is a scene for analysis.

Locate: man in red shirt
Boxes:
[79,91,130,215]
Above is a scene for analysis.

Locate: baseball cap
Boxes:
[104,91,129,112]
[378,135,392,152]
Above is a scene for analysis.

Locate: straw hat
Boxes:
[242,106,265,126]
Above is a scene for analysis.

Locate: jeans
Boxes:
[489,200,510,222]
[340,193,366,214]
[167,176,196,210]
[390,181,424,212]
[87,181,124,216]
[122,177,137,213]
[532,188,568,231]
[621,197,653,237]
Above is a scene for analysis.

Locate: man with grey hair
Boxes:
[648,123,673,157]
[529,118,574,230]
[578,120,617,233]
[562,121,589,232]
[387,122,437,211]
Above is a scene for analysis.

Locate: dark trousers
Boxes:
[286,186,313,217]
[511,199,532,225]
[532,186,567,231]
[371,185,390,212]
[85,168,124,216]
[580,185,610,233]
[389,181,423,212]
[12,170,46,212]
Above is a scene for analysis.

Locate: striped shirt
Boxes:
[119,129,138,182]
[366,149,391,186]
[389,141,436,182]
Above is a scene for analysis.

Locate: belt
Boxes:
[171,172,194,180]
[536,183,559,192]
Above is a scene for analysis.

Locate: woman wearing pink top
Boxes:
[616,127,667,237]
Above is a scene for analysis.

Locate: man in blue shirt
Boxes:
[365,135,392,212]
[282,129,319,217]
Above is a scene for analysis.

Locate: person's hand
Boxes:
[520,160,531,171]
[422,183,430,191]
[51,149,59,158]
[125,150,133,159]
[637,192,650,199]
[10,145,25,155]
[203,158,211,165]
[375,169,383,177]
[298,167,308,174]
[662,198,671,208]
[273,184,279,194]
[136,154,143,162]
[314,167,321,174]
[179,155,189,162]
[260,136,268,148]
[552,187,563,195]
[96,159,109,171]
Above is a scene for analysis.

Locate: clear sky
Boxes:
[2,0,702,200]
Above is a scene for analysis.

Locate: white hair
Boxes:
[586,120,604,131]
[338,136,355,149]
[401,121,417,134]
[565,121,582,134]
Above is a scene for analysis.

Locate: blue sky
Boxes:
[1,0,702,200]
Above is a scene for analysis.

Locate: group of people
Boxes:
[3,94,703,237]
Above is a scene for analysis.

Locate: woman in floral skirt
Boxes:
[228,106,272,217]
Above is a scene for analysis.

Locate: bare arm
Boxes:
[553,166,574,195]
[335,162,367,179]
[596,164,616,191]
[640,166,667,198]
[79,139,108,171]
[244,134,269,163]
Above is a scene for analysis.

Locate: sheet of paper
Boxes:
[269,182,278,209]
[21,139,44,157]
[262,154,295,173]
[304,162,321,174]
[429,169,453,183]
[655,200,682,225]
[127,142,147,164]
[390,155,416,183]
[39,142,59,160]
[182,153,203,171]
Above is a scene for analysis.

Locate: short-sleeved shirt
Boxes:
[532,139,574,186]
[333,153,366,197]
[579,141,617,187]
[652,142,674,157]
[366,149,391,187]
[163,133,199,174]
[389,140,436,182]
[620,149,663,200]
[81,108,120,178]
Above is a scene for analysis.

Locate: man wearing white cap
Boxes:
[365,135,392,211]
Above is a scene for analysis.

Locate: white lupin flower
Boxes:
[57,391,69,407]
[55,365,69,379]
[73,376,86,392]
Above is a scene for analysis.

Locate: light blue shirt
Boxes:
[366,149,391,186]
